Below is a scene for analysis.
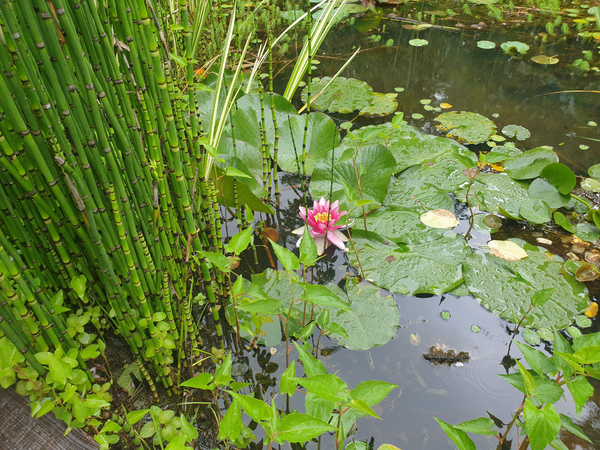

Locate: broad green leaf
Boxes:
[199,250,232,272]
[453,417,497,436]
[573,332,600,352]
[559,413,592,443]
[180,373,214,390]
[588,163,600,180]
[324,277,400,351]
[554,212,577,233]
[299,283,349,309]
[127,409,150,425]
[435,418,477,450]
[350,380,398,406]
[305,391,336,423]
[456,173,529,217]
[504,147,559,180]
[218,399,242,441]
[228,392,270,422]
[237,298,283,315]
[275,113,340,175]
[268,239,299,272]
[463,249,589,330]
[523,399,561,450]
[348,232,470,296]
[214,352,233,386]
[384,177,454,212]
[347,398,381,419]
[516,360,535,396]
[70,275,87,300]
[226,227,253,255]
[514,341,557,375]
[273,413,337,444]
[310,144,396,213]
[299,226,319,266]
[540,163,576,194]
[295,343,326,377]
[573,345,600,364]
[280,361,297,397]
[528,178,571,209]
[302,76,374,114]
[294,374,347,402]
[353,209,448,244]
[566,375,594,416]
[435,111,496,144]
[520,199,552,224]
[0,337,24,368]
[212,162,274,214]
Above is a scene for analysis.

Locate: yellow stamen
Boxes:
[313,212,331,224]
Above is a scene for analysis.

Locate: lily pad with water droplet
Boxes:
[301,76,374,114]
[502,124,531,140]
[435,111,497,144]
[531,55,559,65]
[471,324,481,333]
[576,315,592,328]
[519,198,552,224]
[484,214,503,229]
[522,328,541,345]
[588,163,600,180]
[360,93,398,118]
[326,277,400,351]
[504,146,559,180]
[384,177,455,212]
[348,232,470,296]
[441,311,451,320]
[477,40,496,49]
[463,246,590,330]
[501,41,530,55]
[455,173,530,217]
[581,178,600,192]
[409,38,429,47]
[537,328,554,342]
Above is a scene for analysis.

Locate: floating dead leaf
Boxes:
[575,263,600,282]
[410,333,421,346]
[420,209,459,228]
[585,302,598,318]
[585,249,600,265]
[440,102,452,109]
[270,347,277,355]
[484,214,503,229]
[531,54,559,65]
[536,238,553,245]
[488,240,528,261]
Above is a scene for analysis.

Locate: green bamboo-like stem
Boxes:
[135,357,159,399]
[268,33,280,200]
[301,0,313,183]
[258,80,270,195]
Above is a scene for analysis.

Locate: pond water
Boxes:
[223,6,600,450]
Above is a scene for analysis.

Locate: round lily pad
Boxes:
[409,39,429,47]
[360,92,398,117]
[581,178,600,192]
[302,76,374,114]
[522,328,541,345]
[420,99,432,105]
[501,41,530,55]
[502,124,530,140]
[588,163,600,180]
[326,278,400,351]
[588,121,598,127]
[531,54,559,64]
[471,324,481,333]
[435,111,497,144]
[477,40,496,49]
[463,247,590,330]
[537,328,554,342]
[424,105,434,111]
[412,113,424,119]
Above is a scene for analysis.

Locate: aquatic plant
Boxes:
[294,198,349,255]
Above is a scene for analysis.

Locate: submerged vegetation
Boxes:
[0,0,599,449]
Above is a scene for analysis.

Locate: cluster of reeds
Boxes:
[0,0,346,401]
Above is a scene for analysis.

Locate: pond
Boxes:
[226,3,600,449]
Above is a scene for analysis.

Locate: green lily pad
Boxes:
[463,246,589,330]
[310,144,396,211]
[468,0,499,4]
[581,178,600,192]
[274,113,340,176]
[522,328,541,346]
[409,39,429,47]
[384,177,455,212]
[528,178,571,209]
[531,55,560,65]
[501,125,531,140]
[503,146,559,180]
[519,199,552,224]
[302,76,374,114]
[537,328,555,342]
[455,173,530,216]
[540,163,577,195]
[575,223,600,242]
[348,232,470,296]
[554,212,577,233]
[477,40,496,49]
[435,111,497,144]
[360,93,398,117]
[500,41,530,55]
[412,113,424,119]
[588,163,600,180]
[353,209,449,244]
[326,278,400,351]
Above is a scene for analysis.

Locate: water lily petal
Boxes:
[292,226,305,235]
[299,206,307,221]
[333,229,349,242]
[327,230,346,250]
[313,235,327,255]
[319,197,327,208]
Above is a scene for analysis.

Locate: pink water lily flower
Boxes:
[292,198,349,255]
